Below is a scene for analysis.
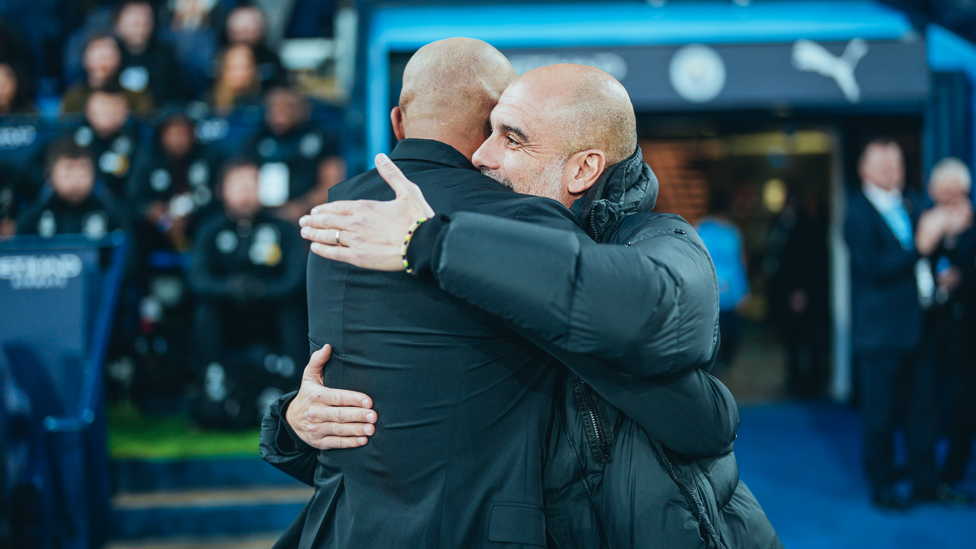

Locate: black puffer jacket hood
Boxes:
[572,146,659,242]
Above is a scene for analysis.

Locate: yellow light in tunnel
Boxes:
[763,178,787,213]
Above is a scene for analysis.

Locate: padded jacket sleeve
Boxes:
[259,391,318,486]
[429,211,719,379]
[413,211,736,457]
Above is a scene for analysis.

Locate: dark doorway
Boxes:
[640,114,923,403]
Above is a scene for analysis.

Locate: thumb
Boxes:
[375,153,416,199]
[305,344,332,385]
[375,154,436,218]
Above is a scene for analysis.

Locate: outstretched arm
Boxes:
[301,155,735,456]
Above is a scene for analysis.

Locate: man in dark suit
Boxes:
[845,139,971,510]
[268,38,585,548]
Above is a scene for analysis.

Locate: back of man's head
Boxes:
[395,38,515,160]
[516,64,637,166]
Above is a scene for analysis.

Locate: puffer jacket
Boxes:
[412,147,781,548]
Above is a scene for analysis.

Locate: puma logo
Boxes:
[792,38,868,103]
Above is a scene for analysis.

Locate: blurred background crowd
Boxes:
[0,0,350,426]
[1,1,976,548]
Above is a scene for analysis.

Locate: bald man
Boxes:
[263,38,599,549]
[292,62,780,547]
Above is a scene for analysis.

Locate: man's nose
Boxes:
[472,139,498,170]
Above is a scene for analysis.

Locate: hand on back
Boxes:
[285,345,378,449]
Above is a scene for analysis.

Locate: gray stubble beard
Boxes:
[481,155,567,202]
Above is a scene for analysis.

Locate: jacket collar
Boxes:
[389,139,477,172]
[571,146,659,242]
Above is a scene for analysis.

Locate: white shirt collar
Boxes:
[862,181,903,213]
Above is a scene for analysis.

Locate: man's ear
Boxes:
[566,150,607,196]
[390,107,406,141]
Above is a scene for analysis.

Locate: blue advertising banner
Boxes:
[500,39,929,111]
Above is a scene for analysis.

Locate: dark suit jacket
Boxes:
[284,139,584,548]
[844,188,922,354]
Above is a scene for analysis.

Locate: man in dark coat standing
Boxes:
[845,139,971,510]
[275,59,778,547]
[263,38,597,549]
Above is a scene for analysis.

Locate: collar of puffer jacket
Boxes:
[571,146,659,243]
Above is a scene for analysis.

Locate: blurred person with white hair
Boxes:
[845,140,973,511]
[916,157,976,492]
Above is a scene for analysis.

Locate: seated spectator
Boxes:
[0,61,35,116]
[224,5,287,92]
[206,43,262,114]
[188,159,307,388]
[62,33,153,115]
[114,0,188,107]
[158,0,226,99]
[241,87,344,222]
[128,111,224,252]
[77,87,141,198]
[16,136,127,240]
[32,86,141,199]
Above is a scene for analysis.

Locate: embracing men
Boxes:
[260,38,780,549]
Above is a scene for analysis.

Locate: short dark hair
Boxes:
[45,136,92,175]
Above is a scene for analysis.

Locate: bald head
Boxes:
[394,38,515,159]
[472,63,637,207]
[516,64,636,165]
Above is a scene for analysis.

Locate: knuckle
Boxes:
[329,407,343,422]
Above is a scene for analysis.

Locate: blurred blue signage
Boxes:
[501,38,929,110]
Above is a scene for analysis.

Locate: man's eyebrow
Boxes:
[500,124,529,142]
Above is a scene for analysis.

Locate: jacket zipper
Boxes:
[579,380,611,463]
[651,437,723,548]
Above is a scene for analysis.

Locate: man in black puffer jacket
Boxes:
[286,63,780,548]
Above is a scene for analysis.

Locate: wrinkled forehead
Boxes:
[493,79,562,136]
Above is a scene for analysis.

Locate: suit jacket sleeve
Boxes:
[409,211,735,457]
[259,391,318,486]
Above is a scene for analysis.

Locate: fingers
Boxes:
[305,383,373,409]
[306,405,377,427]
[310,242,358,263]
[301,211,358,231]
[301,226,348,247]
[316,436,369,450]
[308,200,361,217]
